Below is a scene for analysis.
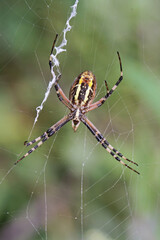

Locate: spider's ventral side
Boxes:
[15,35,140,175]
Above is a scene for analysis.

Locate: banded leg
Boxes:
[48,34,73,110]
[15,114,72,165]
[81,115,139,175]
[104,80,109,95]
[49,33,58,69]
[54,75,73,110]
[86,51,123,112]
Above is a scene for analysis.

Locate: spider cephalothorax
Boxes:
[15,35,139,175]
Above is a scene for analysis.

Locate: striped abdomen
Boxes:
[69,71,97,106]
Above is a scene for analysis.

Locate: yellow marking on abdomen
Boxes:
[74,77,93,105]
[74,77,85,103]
[74,84,82,103]
[83,85,93,105]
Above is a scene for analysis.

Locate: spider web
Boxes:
[0,0,160,240]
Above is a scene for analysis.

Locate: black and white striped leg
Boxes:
[54,79,73,110]
[49,34,73,110]
[49,33,58,69]
[87,51,123,112]
[15,114,72,165]
[81,115,140,175]
[104,80,109,96]
[105,51,123,100]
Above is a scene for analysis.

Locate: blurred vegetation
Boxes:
[0,0,160,239]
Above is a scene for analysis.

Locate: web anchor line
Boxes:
[33,0,79,128]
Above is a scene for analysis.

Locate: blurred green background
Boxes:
[0,0,160,239]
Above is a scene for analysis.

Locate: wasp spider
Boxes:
[15,35,139,175]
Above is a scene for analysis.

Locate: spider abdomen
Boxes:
[69,71,97,106]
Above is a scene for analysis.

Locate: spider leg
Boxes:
[86,51,123,112]
[48,35,73,110]
[104,80,109,95]
[15,114,72,165]
[49,33,58,69]
[54,75,74,110]
[81,115,139,175]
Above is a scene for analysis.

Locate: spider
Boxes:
[15,35,139,175]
